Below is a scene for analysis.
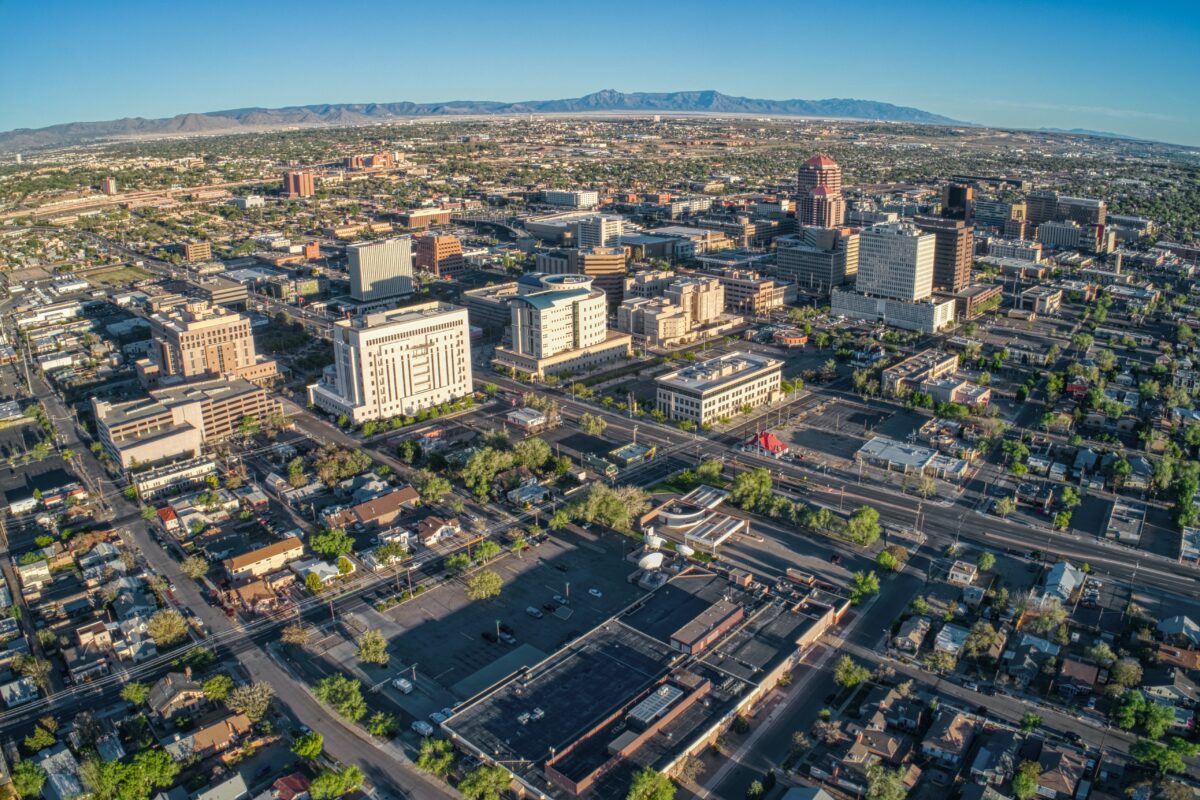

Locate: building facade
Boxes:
[414,233,466,279]
[307,302,473,424]
[348,237,414,301]
[139,302,277,388]
[797,155,846,227]
[856,222,936,301]
[656,352,782,425]
[774,227,860,292]
[282,170,315,199]
[913,215,973,292]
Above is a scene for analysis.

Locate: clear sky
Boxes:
[2,0,1198,145]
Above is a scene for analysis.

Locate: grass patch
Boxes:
[84,265,152,286]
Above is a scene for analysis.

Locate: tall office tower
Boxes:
[348,237,414,302]
[139,301,277,388]
[1056,196,1107,227]
[100,177,119,195]
[282,170,315,198]
[307,302,473,424]
[913,215,974,292]
[941,183,973,221]
[856,222,936,301]
[797,155,846,227]
[534,246,627,312]
[413,233,465,279]
[1026,190,1059,226]
[575,215,625,248]
[774,227,860,292]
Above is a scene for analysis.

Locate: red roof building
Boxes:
[746,431,789,457]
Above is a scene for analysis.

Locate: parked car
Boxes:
[525,606,544,619]
[588,588,603,598]
[411,720,434,736]
[498,632,517,645]
[481,631,498,643]
[429,711,448,725]
[542,602,557,613]
[499,623,514,634]
[392,677,413,694]
[553,594,569,605]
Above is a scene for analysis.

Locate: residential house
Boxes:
[920,710,976,767]
[1057,658,1099,698]
[0,676,38,707]
[1159,615,1200,647]
[37,745,84,800]
[223,537,304,582]
[163,712,252,761]
[884,695,927,732]
[321,486,419,532]
[417,516,460,547]
[935,624,971,657]
[272,773,311,800]
[1036,744,1088,800]
[191,773,249,800]
[892,616,931,655]
[1142,666,1199,707]
[1040,562,1084,605]
[948,560,978,587]
[148,670,205,721]
[969,730,1021,786]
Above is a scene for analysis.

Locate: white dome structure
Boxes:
[638,552,665,571]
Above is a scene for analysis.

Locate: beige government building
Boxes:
[137,301,277,389]
[307,302,473,424]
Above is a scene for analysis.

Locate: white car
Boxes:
[588,588,603,598]
[392,677,413,694]
[411,720,434,736]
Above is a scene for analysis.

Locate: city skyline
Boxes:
[2,0,1198,145]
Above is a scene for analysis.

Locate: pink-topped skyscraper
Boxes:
[797,154,846,228]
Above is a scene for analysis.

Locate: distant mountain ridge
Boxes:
[0,90,965,152]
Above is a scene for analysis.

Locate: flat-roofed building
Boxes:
[1017,286,1063,315]
[138,301,277,388]
[914,215,973,292]
[397,208,451,228]
[535,246,627,312]
[93,378,280,470]
[656,352,782,425]
[575,215,624,248]
[715,269,787,315]
[413,233,465,279]
[882,349,959,393]
[461,281,519,334]
[224,537,304,582]
[307,302,472,424]
[986,237,1043,263]
[542,189,599,209]
[348,236,414,301]
[181,241,211,262]
[282,170,315,199]
[774,227,860,292]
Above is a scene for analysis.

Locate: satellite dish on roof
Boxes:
[644,535,665,550]
[677,544,695,557]
[638,552,665,571]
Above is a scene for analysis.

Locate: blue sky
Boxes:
[2,0,1198,145]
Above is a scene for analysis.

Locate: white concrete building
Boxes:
[575,215,625,248]
[307,302,472,423]
[830,289,956,333]
[542,189,599,209]
[656,352,782,425]
[856,222,936,302]
[348,237,414,302]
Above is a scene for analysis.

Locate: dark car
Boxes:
[499,623,514,635]
[829,553,842,565]
[481,631,498,643]
[1066,731,1082,743]
[554,564,569,573]
[542,602,557,613]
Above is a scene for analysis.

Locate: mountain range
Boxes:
[0,90,964,152]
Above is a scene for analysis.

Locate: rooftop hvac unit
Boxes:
[677,544,695,557]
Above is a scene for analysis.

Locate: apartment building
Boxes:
[307,302,473,424]
[414,233,466,279]
[223,537,305,582]
[348,237,414,301]
[180,241,211,262]
[493,274,631,379]
[282,170,315,199]
[656,352,782,425]
[138,301,277,388]
[93,378,279,470]
[774,227,860,292]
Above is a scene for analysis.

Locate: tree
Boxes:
[509,535,528,558]
[995,497,1017,518]
[1012,760,1040,800]
[292,731,323,760]
[375,540,408,566]
[729,468,773,510]
[357,629,389,665]
[282,623,311,647]
[445,552,471,576]
[876,550,899,571]
[850,570,880,604]
[1141,701,1176,739]
[17,656,52,689]
[287,457,308,488]
[745,780,764,800]
[416,737,456,777]
[202,674,234,702]
[963,621,1000,659]
[24,724,56,753]
[977,551,995,572]
[625,767,675,800]
[1110,658,1144,689]
[366,711,398,737]
[310,766,364,800]
[309,527,354,559]
[180,555,209,580]
[925,651,957,674]
[418,474,451,505]
[512,437,551,470]
[1087,642,1115,667]
[305,572,324,594]
[226,681,274,722]
[916,475,937,499]
[580,413,608,436]
[845,506,881,547]
[121,681,150,705]
[12,760,47,799]
[313,674,366,722]
[833,655,871,689]
[865,764,908,800]
[548,509,570,531]
[697,459,722,484]
[147,610,188,648]
[465,570,503,601]
[459,765,511,800]
[475,539,501,563]
[1060,485,1081,509]
[1131,737,1199,774]
[1020,712,1042,733]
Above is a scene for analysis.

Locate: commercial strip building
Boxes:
[639,485,746,554]
[493,274,632,380]
[307,302,473,424]
[131,457,219,502]
[882,350,960,394]
[136,302,278,389]
[442,568,848,799]
[656,352,782,425]
[93,378,280,471]
[348,237,414,302]
[856,436,970,480]
[774,227,860,293]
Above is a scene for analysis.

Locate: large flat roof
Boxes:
[656,352,782,394]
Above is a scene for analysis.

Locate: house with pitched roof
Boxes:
[920,710,976,767]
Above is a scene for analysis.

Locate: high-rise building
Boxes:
[307,302,473,424]
[348,237,414,302]
[913,215,974,292]
[137,301,277,388]
[714,269,788,316]
[282,170,315,198]
[413,233,465,279]
[797,155,846,227]
[181,241,212,262]
[973,199,1026,231]
[940,183,973,221]
[1057,196,1107,227]
[856,222,936,302]
[100,177,119,195]
[493,274,632,379]
[534,246,627,312]
[575,215,625,248]
[774,227,860,292]
[1026,191,1059,227]
[1037,220,1085,250]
